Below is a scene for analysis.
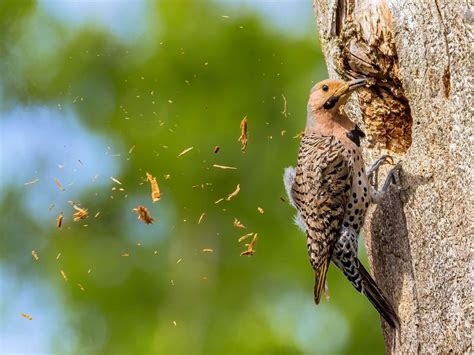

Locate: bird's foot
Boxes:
[381,162,402,193]
[371,162,402,203]
[367,155,394,190]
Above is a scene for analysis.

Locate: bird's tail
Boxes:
[313,259,330,305]
[358,263,400,329]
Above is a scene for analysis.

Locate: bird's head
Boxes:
[307,78,368,116]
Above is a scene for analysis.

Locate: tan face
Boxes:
[308,78,367,114]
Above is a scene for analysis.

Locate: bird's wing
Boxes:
[292,133,352,304]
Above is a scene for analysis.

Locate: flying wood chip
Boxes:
[21,313,33,320]
[293,131,305,139]
[54,178,65,191]
[213,164,237,170]
[226,184,240,201]
[281,94,288,117]
[133,205,155,224]
[56,212,63,228]
[31,250,39,260]
[238,232,254,242]
[238,117,248,151]
[177,146,193,158]
[146,172,161,202]
[198,212,206,224]
[72,205,88,222]
[110,177,123,185]
[240,234,257,256]
[24,178,39,186]
[233,218,246,229]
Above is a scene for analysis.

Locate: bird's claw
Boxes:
[381,162,402,193]
[370,161,402,203]
[367,155,394,189]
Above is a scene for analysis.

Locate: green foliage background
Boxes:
[0,1,384,354]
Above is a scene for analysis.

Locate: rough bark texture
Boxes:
[313,1,472,353]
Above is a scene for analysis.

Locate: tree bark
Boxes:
[313,1,472,353]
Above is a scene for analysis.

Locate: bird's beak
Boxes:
[323,78,369,110]
[333,78,368,98]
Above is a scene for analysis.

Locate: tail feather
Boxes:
[313,260,330,305]
[358,264,400,329]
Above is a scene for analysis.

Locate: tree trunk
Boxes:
[313,1,472,353]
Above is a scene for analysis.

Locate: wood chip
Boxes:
[121,253,130,257]
[60,270,68,281]
[133,205,155,224]
[202,248,214,253]
[72,205,88,222]
[177,146,193,157]
[214,198,224,204]
[257,207,264,214]
[176,258,183,264]
[226,184,240,201]
[77,283,85,291]
[21,313,33,320]
[238,232,254,243]
[56,253,61,260]
[281,94,288,117]
[238,116,248,151]
[54,178,65,191]
[213,164,237,170]
[110,176,122,185]
[293,131,304,139]
[31,250,39,260]
[233,218,246,229]
[240,233,257,256]
[128,145,136,154]
[56,212,63,228]
[146,172,161,202]
[213,146,220,153]
[24,178,39,186]
[198,212,206,224]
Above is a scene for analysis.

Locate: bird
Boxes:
[283,78,400,329]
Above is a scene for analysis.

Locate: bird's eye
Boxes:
[322,85,329,92]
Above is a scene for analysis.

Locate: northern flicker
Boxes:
[284,78,400,329]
